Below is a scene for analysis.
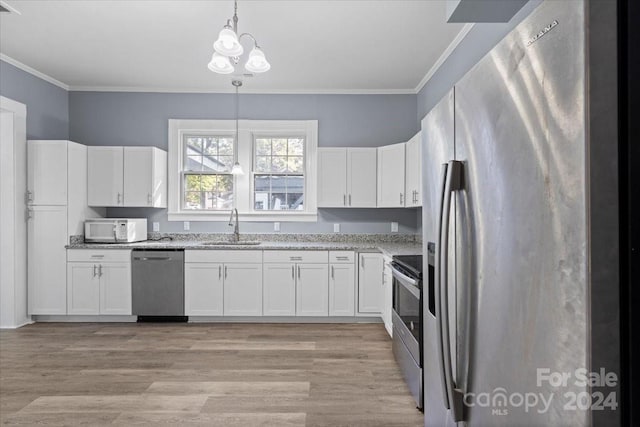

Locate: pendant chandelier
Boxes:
[208,0,271,75]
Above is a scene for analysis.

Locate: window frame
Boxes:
[168,119,318,222]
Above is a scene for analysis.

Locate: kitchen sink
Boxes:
[199,241,262,246]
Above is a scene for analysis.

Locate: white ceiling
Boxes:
[0,0,468,93]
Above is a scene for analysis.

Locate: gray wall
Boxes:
[417,0,542,121]
[69,91,420,234]
[0,60,69,140]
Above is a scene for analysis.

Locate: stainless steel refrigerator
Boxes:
[421,1,590,425]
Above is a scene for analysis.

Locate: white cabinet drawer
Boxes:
[329,251,355,264]
[67,249,132,263]
[185,250,263,264]
[263,250,328,264]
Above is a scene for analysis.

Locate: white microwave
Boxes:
[84,218,147,243]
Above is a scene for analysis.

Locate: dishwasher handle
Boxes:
[133,256,173,261]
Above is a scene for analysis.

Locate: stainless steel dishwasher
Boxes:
[132,249,185,319]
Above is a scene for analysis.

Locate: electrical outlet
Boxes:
[152,222,160,232]
[334,223,340,233]
[183,221,190,231]
[274,222,280,232]
[391,222,399,233]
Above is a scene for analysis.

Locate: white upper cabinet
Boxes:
[317,148,347,207]
[124,147,167,208]
[404,132,422,207]
[377,142,406,207]
[27,140,68,205]
[318,147,376,207]
[347,148,377,207]
[88,147,124,207]
[88,146,167,208]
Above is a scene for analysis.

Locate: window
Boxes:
[183,136,234,210]
[168,119,318,221]
[254,137,305,211]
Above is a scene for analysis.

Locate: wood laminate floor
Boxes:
[0,323,424,426]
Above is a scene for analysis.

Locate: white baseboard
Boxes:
[188,316,383,323]
[32,315,137,322]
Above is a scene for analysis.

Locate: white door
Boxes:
[67,262,99,315]
[27,205,67,314]
[329,263,355,316]
[296,264,329,316]
[223,263,262,316]
[88,146,123,207]
[317,148,347,207]
[27,140,67,205]
[123,147,153,207]
[357,253,383,314]
[377,143,406,207]
[185,263,223,316]
[99,262,132,315]
[404,132,422,207]
[263,263,296,316]
[347,148,377,207]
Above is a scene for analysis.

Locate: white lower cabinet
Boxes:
[66,250,132,315]
[263,264,296,316]
[329,251,356,316]
[184,250,263,317]
[224,263,263,316]
[382,255,394,336]
[358,252,383,314]
[296,264,329,316]
[185,263,223,316]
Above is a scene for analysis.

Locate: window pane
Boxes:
[271,156,288,173]
[185,155,203,171]
[202,137,217,155]
[255,156,270,172]
[288,138,303,155]
[186,137,202,151]
[185,174,201,191]
[184,192,202,210]
[218,138,233,155]
[272,138,287,155]
[287,156,303,173]
[255,138,271,155]
[254,175,271,210]
[216,155,234,171]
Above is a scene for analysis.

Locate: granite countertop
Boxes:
[66,234,423,257]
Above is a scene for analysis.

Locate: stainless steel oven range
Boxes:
[391,243,434,411]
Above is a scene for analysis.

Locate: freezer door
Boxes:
[454,1,588,425]
[421,89,457,427]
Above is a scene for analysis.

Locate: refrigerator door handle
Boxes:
[435,163,450,410]
[439,160,464,422]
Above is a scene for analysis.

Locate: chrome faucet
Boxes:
[228,208,240,242]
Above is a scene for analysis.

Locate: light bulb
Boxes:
[245,47,271,73]
[214,27,243,57]
[208,52,234,74]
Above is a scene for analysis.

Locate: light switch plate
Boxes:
[152,222,160,232]
[334,223,340,233]
[391,222,399,233]
[183,221,190,231]
[274,222,280,231]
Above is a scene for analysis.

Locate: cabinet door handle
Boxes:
[348,194,352,206]
[117,193,122,204]
[343,194,346,206]
[297,265,301,279]
[400,193,404,205]
[93,265,97,277]
[25,191,33,204]
[224,265,228,279]
[336,256,349,261]
[25,209,33,221]
[290,256,302,261]
[218,265,222,279]
[147,193,152,205]
[292,265,295,279]
[331,266,335,279]
[360,256,365,269]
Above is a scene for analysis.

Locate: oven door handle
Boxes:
[391,269,421,299]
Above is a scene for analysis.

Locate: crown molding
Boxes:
[0,54,70,90]
[414,23,475,94]
[69,85,417,95]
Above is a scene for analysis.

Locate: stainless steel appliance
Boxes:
[391,251,430,410]
[85,218,147,243]
[421,1,589,425]
[132,249,185,318]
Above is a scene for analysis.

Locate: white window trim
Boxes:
[168,119,318,222]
